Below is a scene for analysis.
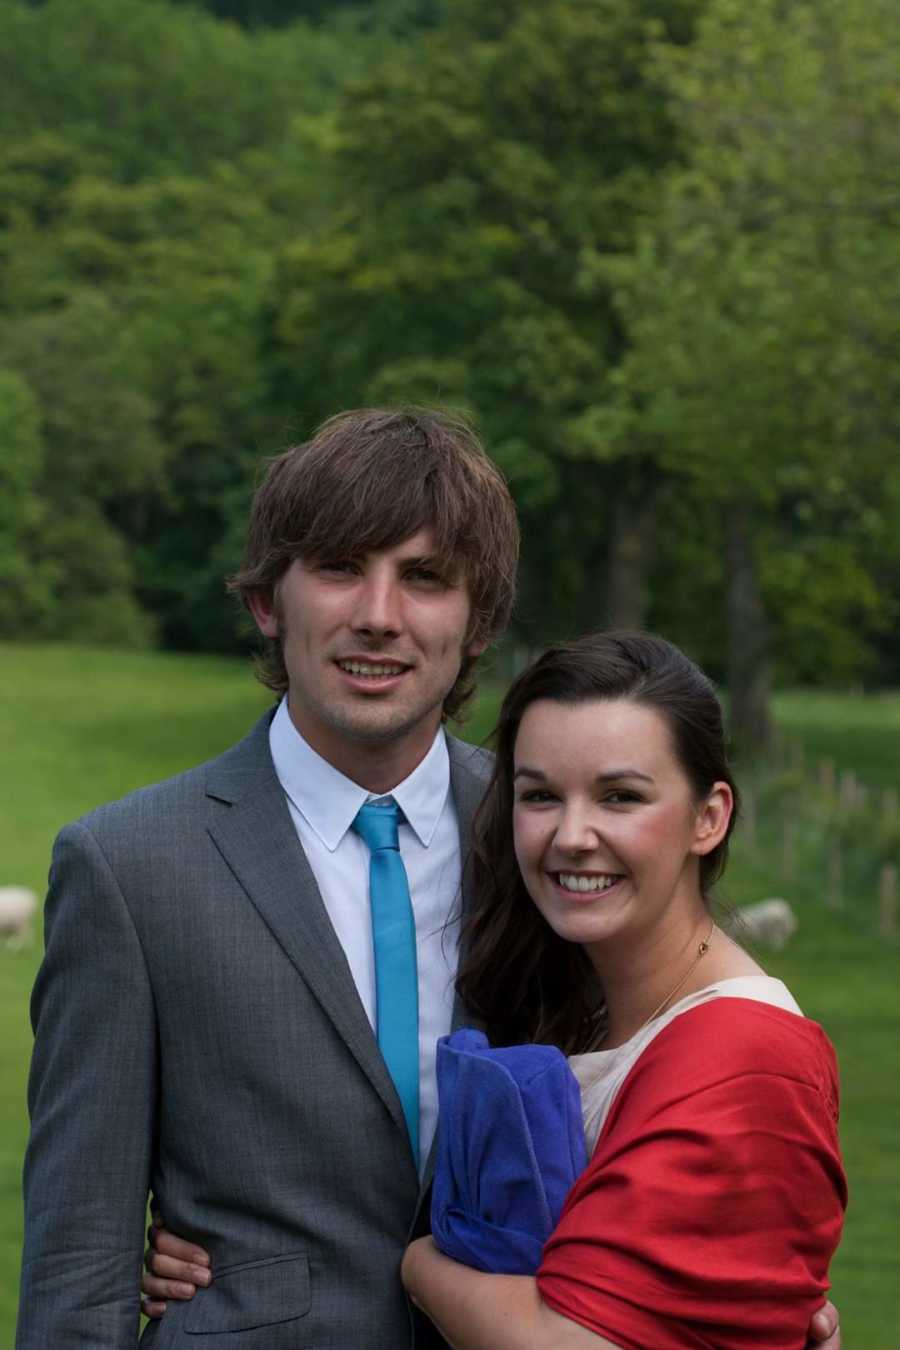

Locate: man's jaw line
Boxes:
[286,686,443,793]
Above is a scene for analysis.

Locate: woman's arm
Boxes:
[142,1225,841,1348]
[401,1237,620,1350]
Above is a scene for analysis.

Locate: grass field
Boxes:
[2,644,898,1344]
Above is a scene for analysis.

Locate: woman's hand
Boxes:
[402,1238,617,1349]
[400,1236,436,1309]
[140,1216,212,1319]
[808,1301,841,1349]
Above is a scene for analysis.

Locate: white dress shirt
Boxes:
[269,697,461,1169]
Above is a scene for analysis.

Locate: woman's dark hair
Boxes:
[456,631,740,1054]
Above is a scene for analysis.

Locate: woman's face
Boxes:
[512,697,730,966]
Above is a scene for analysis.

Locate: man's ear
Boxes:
[691,782,734,858]
[247,589,279,639]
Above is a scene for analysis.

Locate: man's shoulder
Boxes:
[446,732,494,784]
[70,709,276,838]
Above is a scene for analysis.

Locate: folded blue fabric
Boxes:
[431,1028,588,1274]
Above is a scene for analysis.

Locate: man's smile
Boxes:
[336,657,412,678]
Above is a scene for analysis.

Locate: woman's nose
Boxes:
[553,804,598,854]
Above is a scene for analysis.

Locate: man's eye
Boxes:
[318,559,357,575]
[406,566,445,585]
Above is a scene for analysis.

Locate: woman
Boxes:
[144,633,846,1348]
[401,631,846,1347]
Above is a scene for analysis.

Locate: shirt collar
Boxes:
[269,697,450,852]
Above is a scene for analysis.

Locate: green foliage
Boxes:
[0,290,165,643]
[602,0,900,692]
[0,369,54,629]
[168,0,443,28]
[267,0,698,634]
[0,0,297,178]
[0,366,149,644]
[0,0,418,652]
[0,0,899,701]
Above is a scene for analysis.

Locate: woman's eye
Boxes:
[605,790,641,804]
[518,789,555,804]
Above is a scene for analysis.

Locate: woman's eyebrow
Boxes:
[513,767,655,783]
[595,770,654,784]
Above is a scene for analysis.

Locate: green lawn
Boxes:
[775,688,900,790]
[1,646,898,1344]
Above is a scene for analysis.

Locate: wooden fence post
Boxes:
[817,759,835,800]
[879,864,897,938]
[782,820,796,881]
[827,843,843,911]
[838,770,858,814]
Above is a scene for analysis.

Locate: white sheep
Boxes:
[0,885,38,950]
[731,897,798,950]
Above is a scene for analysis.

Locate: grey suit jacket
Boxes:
[17,711,492,1349]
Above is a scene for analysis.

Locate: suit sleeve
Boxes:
[17,820,158,1349]
[536,1002,847,1350]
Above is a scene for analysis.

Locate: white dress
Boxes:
[570,976,803,1153]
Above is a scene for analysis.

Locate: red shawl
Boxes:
[538,999,847,1349]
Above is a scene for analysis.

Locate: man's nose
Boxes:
[350,574,403,637]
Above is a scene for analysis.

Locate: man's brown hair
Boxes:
[229,407,520,720]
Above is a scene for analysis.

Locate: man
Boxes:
[18,408,840,1349]
[18,408,516,1349]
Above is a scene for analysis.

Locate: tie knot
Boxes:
[352,799,401,852]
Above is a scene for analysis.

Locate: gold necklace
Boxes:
[639,918,716,1032]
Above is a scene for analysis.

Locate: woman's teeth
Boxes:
[557,873,619,893]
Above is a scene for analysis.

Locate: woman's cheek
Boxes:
[512,808,529,874]
[513,810,544,885]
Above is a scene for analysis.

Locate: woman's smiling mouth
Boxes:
[555,872,622,895]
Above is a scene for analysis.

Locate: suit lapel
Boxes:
[446,734,491,1034]
[414,734,492,1201]
[204,714,405,1136]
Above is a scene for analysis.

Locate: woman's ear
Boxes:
[691,782,734,857]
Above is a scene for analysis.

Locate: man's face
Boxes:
[249,528,484,783]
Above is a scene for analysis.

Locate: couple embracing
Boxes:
[18,408,845,1348]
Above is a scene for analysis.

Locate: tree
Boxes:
[0,0,361,650]
[265,0,697,639]
[168,0,441,28]
[603,0,900,748]
[0,369,53,632]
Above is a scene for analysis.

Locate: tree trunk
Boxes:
[725,501,773,757]
[605,465,660,629]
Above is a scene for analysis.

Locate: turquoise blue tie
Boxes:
[352,799,419,1162]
